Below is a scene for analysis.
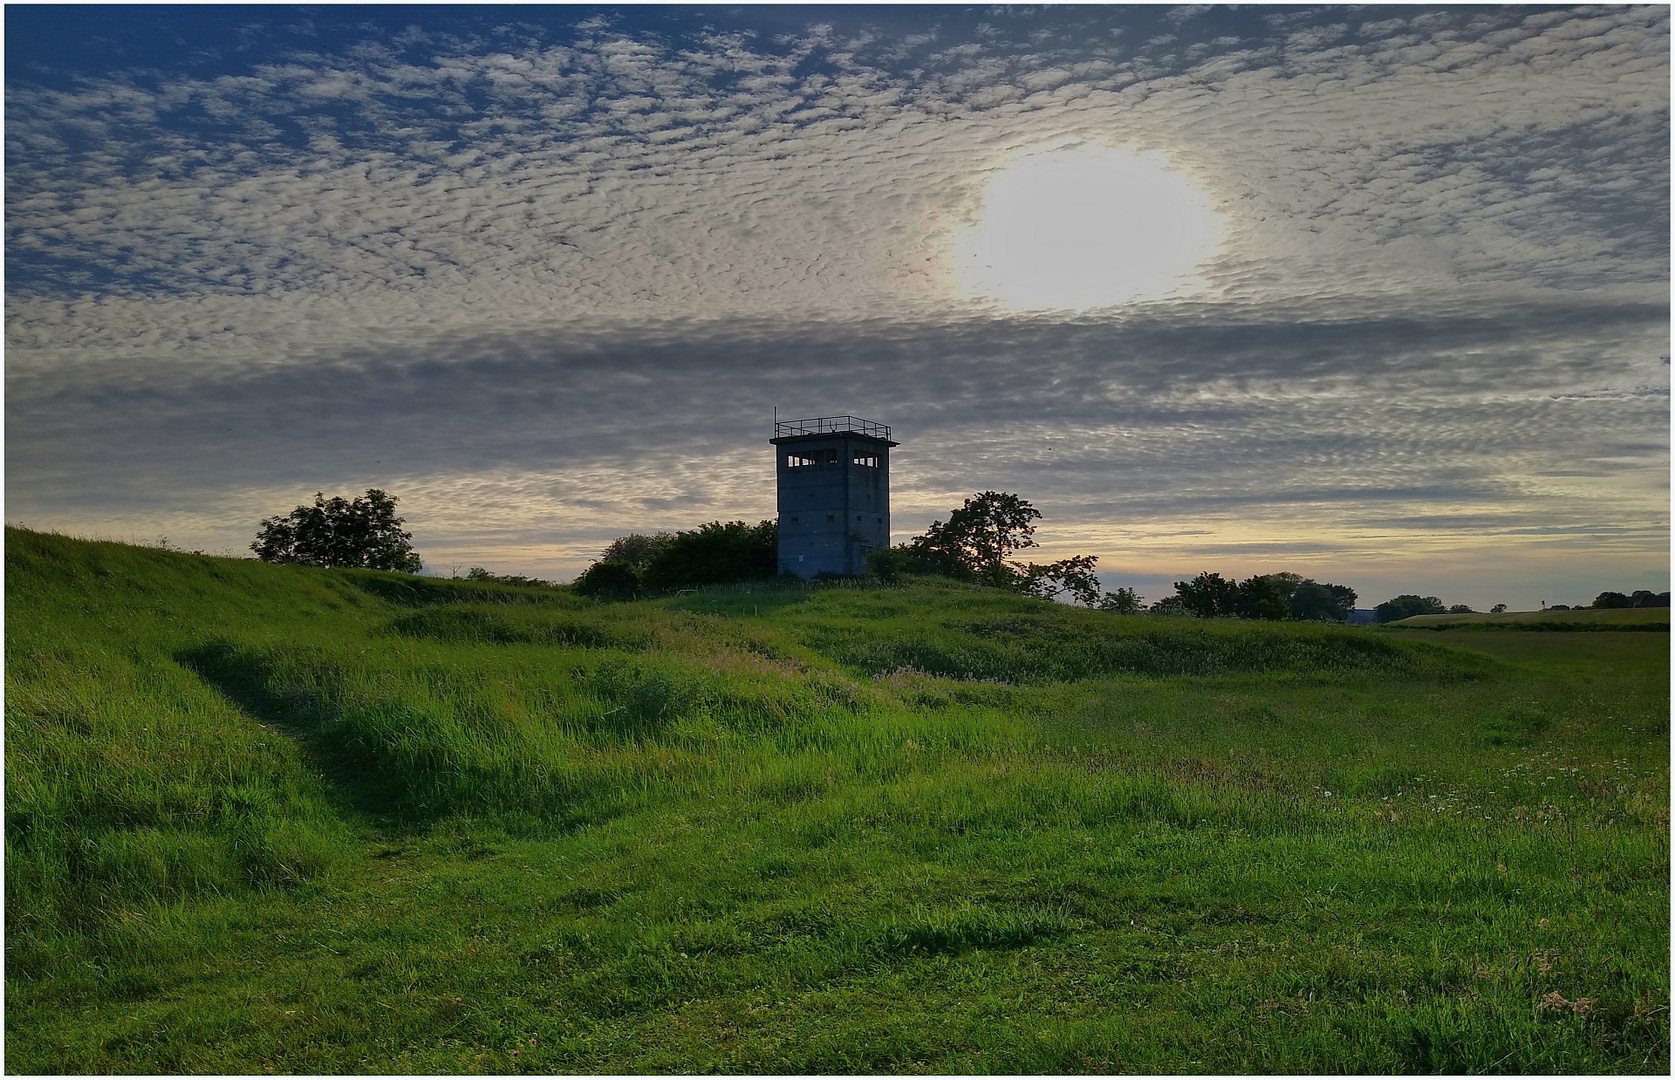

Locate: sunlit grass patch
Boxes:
[5,528,1667,1073]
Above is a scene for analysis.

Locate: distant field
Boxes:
[6,527,1668,1073]
[1392,607,1669,630]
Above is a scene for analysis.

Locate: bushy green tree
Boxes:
[867,545,911,583]
[1375,594,1446,623]
[573,560,643,600]
[251,489,421,572]
[1228,576,1285,620]
[899,492,1105,603]
[908,491,1042,587]
[641,520,777,590]
[1255,572,1357,622]
[1286,579,1357,622]
[1174,572,1240,618]
[599,532,676,570]
[1098,587,1144,613]
[1148,594,1188,616]
[1156,571,1357,621]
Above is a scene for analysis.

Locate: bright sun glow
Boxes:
[954,144,1221,311]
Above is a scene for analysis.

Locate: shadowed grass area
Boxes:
[6,527,1668,1073]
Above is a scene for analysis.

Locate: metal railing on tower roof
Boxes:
[773,414,890,440]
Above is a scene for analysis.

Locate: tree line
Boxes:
[244,488,1665,623]
[1149,572,1357,622]
[572,491,1109,604]
[570,490,1361,621]
[1371,590,1670,622]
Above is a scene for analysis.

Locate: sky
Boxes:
[6,3,1669,610]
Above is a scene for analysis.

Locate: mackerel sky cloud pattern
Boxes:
[6,5,1668,608]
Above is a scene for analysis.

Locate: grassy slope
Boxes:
[6,527,1669,1073]
[1393,608,1670,629]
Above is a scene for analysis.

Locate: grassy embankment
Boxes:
[6,526,1668,1072]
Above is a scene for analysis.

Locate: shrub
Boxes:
[868,546,911,583]
[641,520,777,590]
[574,560,643,600]
[465,567,559,588]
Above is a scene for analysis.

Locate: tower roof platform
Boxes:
[772,414,898,445]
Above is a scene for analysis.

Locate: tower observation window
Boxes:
[788,449,840,467]
[853,453,880,468]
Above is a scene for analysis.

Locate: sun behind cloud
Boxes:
[954,144,1222,311]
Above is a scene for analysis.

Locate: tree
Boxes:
[1154,571,1357,621]
[1098,587,1144,614]
[1254,572,1357,622]
[1448,603,1475,614]
[899,492,1107,603]
[641,520,777,590]
[1374,594,1445,623]
[908,491,1041,587]
[252,489,421,572]
[1593,591,1633,609]
[1174,572,1240,618]
[599,532,676,570]
[1490,603,1508,613]
[1149,595,1188,616]
[1018,554,1102,606]
[1234,575,1292,621]
[574,560,642,600]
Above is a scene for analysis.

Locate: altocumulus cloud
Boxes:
[6,5,1668,607]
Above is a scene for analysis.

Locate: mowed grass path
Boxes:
[6,528,1668,1073]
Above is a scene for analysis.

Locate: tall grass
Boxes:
[6,527,1667,1073]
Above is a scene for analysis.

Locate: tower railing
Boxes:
[774,414,891,440]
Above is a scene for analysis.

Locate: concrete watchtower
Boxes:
[772,414,898,577]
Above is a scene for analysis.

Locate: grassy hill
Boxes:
[6,527,1668,1072]
[1392,607,1670,630]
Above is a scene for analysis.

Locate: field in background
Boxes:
[1392,607,1669,630]
[6,527,1668,1073]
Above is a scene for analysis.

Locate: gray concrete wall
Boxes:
[774,432,891,577]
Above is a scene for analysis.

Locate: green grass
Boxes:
[6,526,1669,1073]
[1393,607,1670,630]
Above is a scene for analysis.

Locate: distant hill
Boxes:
[1391,607,1669,630]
